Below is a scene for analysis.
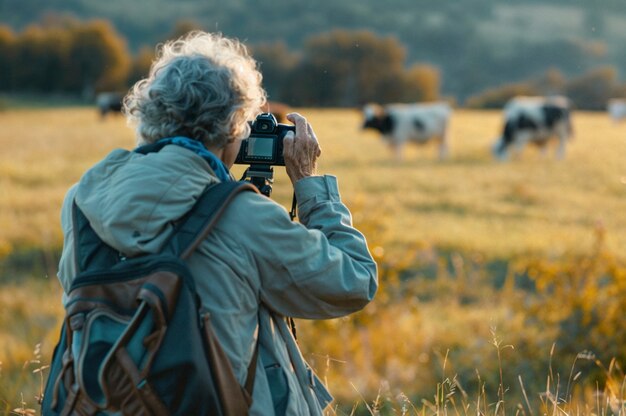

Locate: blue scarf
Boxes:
[135,136,232,182]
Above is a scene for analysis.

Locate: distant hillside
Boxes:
[2,0,626,99]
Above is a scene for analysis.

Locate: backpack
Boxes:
[41,181,259,416]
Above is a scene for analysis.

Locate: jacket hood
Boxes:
[74,145,218,256]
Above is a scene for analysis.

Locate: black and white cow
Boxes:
[607,98,626,123]
[362,102,452,160]
[96,92,124,119]
[492,96,573,160]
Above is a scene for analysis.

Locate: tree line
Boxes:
[0,19,130,96]
[0,19,440,107]
[0,17,624,109]
[466,66,626,111]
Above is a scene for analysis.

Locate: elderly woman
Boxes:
[56,31,377,415]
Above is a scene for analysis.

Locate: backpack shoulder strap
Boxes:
[71,181,258,272]
[165,180,261,404]
[163,181,259,259]
[72,201,121,274]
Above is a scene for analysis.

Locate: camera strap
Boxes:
[289,193,297,221]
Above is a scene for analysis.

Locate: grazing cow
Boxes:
[96,92,123,119]
[492,96,573,160]
[362,102,452,160]
[607,99,626,123]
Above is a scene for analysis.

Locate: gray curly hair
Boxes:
[124,31,267,148]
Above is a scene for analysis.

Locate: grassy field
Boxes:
[1,107,625,414]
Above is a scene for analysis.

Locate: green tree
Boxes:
[465,67,567,109]
[465,82,539,109]
[532,67,566,95]
[565,66,618,110]
[400,64,441,102]
[65,20,130,95]
[127,45,155,86]
[0,25,15,91]
[39,27,73,93]
[290,30,421,106]
[12,25,71,92]
[250,41,298,103]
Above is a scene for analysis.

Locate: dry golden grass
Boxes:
[0,107,625,414]
[0,108,133,256]
[0,278,63,414]
[1,107,625,259]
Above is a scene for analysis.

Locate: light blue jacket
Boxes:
[57,145,378,415]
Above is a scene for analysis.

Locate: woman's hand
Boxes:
[283,112,322,185]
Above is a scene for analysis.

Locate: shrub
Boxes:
[465,82,539,109]
[522,225,626,367]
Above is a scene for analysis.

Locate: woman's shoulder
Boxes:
[215,184,295,233]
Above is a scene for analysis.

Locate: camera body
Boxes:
[235,113,294,166]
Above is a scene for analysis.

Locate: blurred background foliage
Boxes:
[3,0,626,108]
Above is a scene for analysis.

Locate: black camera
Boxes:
[235,113,294,166]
